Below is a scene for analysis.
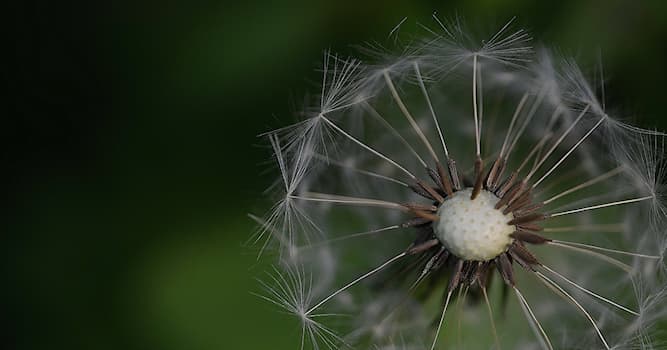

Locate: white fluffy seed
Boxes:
[435,188,514,261]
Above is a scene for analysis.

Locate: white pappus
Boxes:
[251,16,667,350]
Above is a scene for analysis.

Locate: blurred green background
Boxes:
[7,0,667,349]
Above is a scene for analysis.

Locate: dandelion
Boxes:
[252,16,667,349]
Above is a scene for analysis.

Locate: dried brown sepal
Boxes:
[411,210,440,222]
[508,244,541,269]
[448,158,462,190]
[495,180,525,209]
[432,249,450,270]
[511,231,551,244]
[426,167,442,188]
[507,212,545,225]
[496,171,517,198]
[407,239,440,255]
[496,253,515,286]
[506,185,531,208]
[404,203,438,212]
[436,161,455,197]
[517,223,544,232]
[471,156,485,200]
[503,189,532,214]
[409,183,435,200]
[461,261,477,285]
[515,202,544,214]
[448,259,465,292]
[401,217,432,228]
[475,262,492,289]
[486,157,506,191]
[416,179,445,203]
[417,247,445,281]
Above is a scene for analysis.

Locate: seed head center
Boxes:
[435,188,514,261]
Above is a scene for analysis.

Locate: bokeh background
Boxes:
[7,0,667,349]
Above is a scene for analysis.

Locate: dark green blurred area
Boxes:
[7,1,667,349]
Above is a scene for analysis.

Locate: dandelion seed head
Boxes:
[252,16,667,350]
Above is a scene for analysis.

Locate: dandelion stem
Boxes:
[289,192,406,211]
[500,93,529,158]
[548,196,653,217]
[482,286,502,350]
[320,115,417,179]
[546,241,632,272]
[478,57,484,137]
[535,272,611,349]
[506,90,546,161]
[533,113,604,188]
[541,264,639,315]
[410,247,446,291]
[311,153,410,187]
[514,287,553,350]
[543,166,624,204]
[549,240,659,259]
[543,223,624,233]
[362,103,429,168]
[456,285,468,347]
[526,105,589,181]
[414,62,450,158]
[305,252,407,315]
[384,71,440,162]
[430,290,454,350]
[473,54,481,157]
[300,225,402,249]
[517,132,552,174]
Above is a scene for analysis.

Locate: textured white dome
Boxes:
[435,188,514,261]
